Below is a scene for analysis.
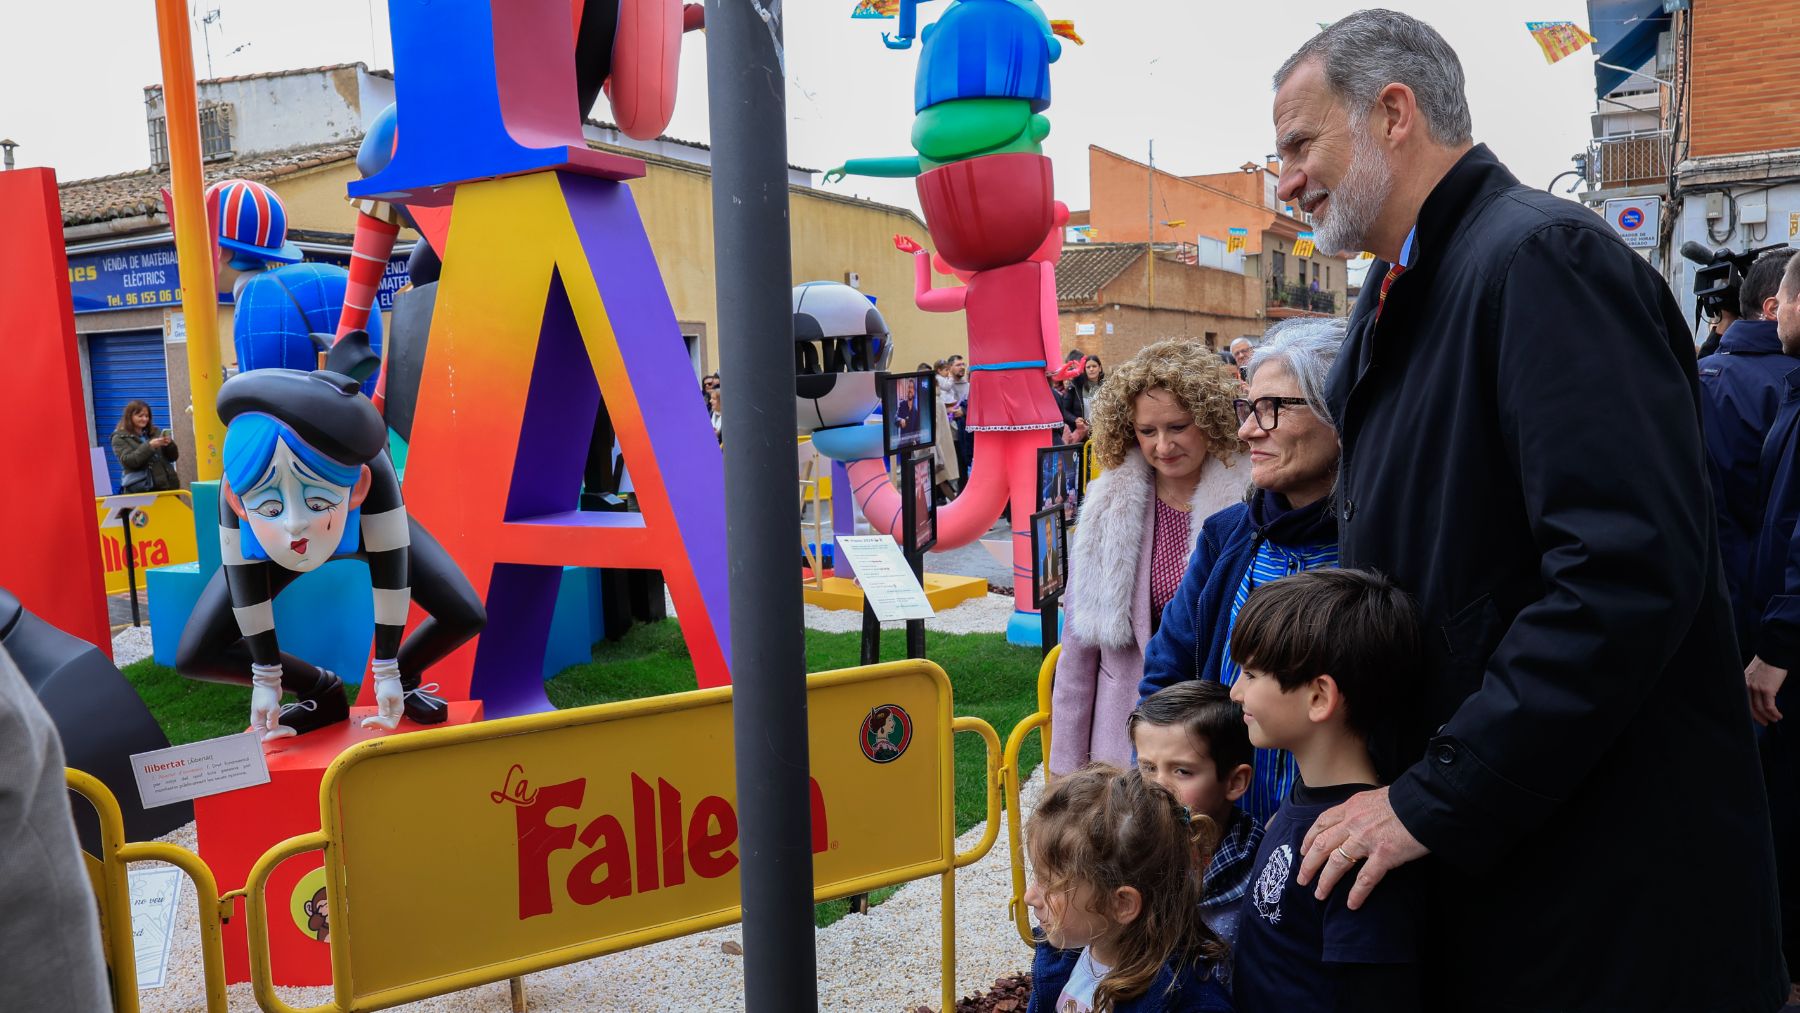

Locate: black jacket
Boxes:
[1327,145,1785,1012]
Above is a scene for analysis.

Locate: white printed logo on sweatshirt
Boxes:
[1253,844,1292,924]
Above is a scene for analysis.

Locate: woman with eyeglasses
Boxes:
[1135,318,1346,825]
[1048,340,1248,777]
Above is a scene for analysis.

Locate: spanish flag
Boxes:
[1526,21,1597,65]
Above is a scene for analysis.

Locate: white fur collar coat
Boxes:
[1063,447,1248,650]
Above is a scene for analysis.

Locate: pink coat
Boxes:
[1048,447,1247,776]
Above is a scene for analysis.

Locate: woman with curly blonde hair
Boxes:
[1050,339,1249,776]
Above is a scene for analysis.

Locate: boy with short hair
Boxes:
[1225,568,1424,1013]
[1129,681,1260,948]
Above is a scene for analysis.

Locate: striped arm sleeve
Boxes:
[218,489,281,666]
[361,454,412,661]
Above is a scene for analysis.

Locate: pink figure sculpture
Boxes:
[835,199,1071,639]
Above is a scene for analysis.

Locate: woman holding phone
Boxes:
[110,400,181,492]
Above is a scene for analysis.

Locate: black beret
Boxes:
[218,367,387,466]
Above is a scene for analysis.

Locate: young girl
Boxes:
[1025,764,1235,1013]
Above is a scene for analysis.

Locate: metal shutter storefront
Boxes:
[89,329,172,493]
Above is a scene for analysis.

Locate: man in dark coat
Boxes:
[1701,248,1799,655]
[1745,253,1800,980]
[1270,11,1786,1012]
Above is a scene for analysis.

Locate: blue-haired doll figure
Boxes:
[175,332,484,741]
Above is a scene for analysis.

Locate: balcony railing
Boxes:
[1587,128,1670,189]
[1267,279,1338,315]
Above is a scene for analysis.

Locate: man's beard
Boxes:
[1314,126,1394,257]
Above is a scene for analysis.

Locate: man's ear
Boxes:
[348,465,373,509]
[1224,762,1253,803]
[1373,81,1420,147]
[1764,295,1781,322]
[222,477,248,521]
[1110,885,1144,927]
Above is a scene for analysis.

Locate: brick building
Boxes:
[1055,243,1261,365]
[1581,0,1800,331]
[1077,145,1349,326]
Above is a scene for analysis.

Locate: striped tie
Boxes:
[1375,262,1406,322]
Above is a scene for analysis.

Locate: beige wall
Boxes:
[1058,252,1263,367]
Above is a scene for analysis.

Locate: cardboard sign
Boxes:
[312,663,954,1006]
[836,535,935,621]
[131,732,271,808]
[129,866,183,989]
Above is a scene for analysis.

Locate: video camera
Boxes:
[1680,240,1791,321]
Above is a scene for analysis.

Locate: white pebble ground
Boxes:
[135,770,1044,1012]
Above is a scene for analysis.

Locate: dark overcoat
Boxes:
[1327,144,1785,1012]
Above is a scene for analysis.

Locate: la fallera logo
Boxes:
[505,766,830,921]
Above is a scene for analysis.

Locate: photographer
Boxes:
[1699,247,1798,657]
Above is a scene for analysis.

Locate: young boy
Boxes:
[1225,568,1424,1013]
[1129,681,1260,949]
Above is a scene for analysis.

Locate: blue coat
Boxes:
[1029,943,1234,1013]
[1697,318,1794,653]
[1139,491,1339,699]
[1751,365,1800,670]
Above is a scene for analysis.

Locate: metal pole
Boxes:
[704,3,817,1011]
[120,510,141,628]
[154,0,226,481]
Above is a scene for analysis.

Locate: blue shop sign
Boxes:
[68,244,184,314]
[305,250,413,311]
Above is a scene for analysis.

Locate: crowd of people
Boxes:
[1028,9,1787,1013]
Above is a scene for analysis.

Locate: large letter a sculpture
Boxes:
[402,172,731,712]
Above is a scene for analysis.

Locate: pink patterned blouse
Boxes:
[1149,497,1194,629]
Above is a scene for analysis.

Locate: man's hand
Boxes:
[1297,786,1429,910]
[1747,656,1788,726]
[894,234,925,255]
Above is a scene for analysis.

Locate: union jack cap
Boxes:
[205,178,303,264]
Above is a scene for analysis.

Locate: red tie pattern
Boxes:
[1375,262,1406,323]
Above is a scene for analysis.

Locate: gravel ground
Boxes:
[113,624,157,667]
[135,769,1044,1012]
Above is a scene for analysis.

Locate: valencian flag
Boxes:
[1226,227,1248,254]
[851,0,900,18]
[1526,21,1597,65]
[1294,232,1317,258]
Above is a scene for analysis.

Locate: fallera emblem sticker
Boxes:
[859,704,912,763]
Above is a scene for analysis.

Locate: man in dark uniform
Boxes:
[1269,10,1786,1012]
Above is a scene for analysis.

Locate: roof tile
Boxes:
[57,140,361,226]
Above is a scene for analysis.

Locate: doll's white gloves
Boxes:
[360,659,404,730]
[250,663,295,742]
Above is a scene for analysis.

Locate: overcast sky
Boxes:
[1,1,1599,216]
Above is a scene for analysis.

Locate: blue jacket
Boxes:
[1751,364,1800,670]
[1139,491,1339,699]
[1029,943,1234,1013]
[1697,319,1794,654]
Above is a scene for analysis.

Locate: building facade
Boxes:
[1581,0,1800,335]
[1055,243,1261,364]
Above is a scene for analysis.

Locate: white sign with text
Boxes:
[836,535,935,621]
[130,732,270,809]
[129,866,182,989]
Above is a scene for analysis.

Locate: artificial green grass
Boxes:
[122,617,1046,930]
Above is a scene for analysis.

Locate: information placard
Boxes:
[836,535,935,621]
[129,866,183,989]
[131,732,271,808]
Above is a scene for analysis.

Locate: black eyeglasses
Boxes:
[1234,397,1312,431]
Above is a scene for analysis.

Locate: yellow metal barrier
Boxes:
[66,768,229,1013]
[226,660,1000,1013]
[1001,645,1058,947]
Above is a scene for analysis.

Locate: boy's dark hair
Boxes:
[1128,681,1254,776]
[1227,568,1422,741]
[1742,248,1798,320]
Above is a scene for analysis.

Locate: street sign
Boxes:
[1604,197,1660,249]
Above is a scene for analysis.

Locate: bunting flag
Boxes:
[1050,20,1085,45]
[1226,227,1248,254]
[1526,21,1597,65]
[1293,232,1317,258]
[850,0,900,18]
